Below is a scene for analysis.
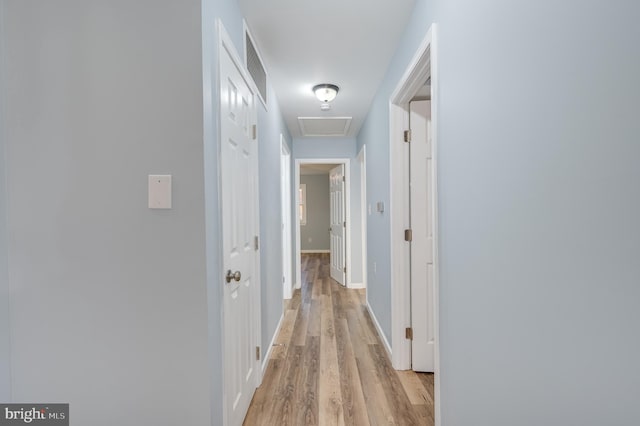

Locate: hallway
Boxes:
[244,254,434,425]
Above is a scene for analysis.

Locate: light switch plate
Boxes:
[148,175,172,209]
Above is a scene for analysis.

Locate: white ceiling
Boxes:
[238,0,417,139]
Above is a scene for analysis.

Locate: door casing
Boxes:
[388,23,440,426]
[217,20,262,426]
[357,145,367,291]
[281,136,293,299]
[409,100,435,372]
[294,158,351,290]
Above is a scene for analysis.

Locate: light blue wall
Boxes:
[359,0,640,424]
[0,0,10,402]
[257,83,292,354]
[3,1,210,424]
[300,174,330,251]
[294,137,356,159]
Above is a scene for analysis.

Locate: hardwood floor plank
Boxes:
[414,403,435,426]
[307,299,322,337]
[288,289,302,311]
[369,344,423,425]
[291,302,310,346]
[319,294,345,426]
[397,370,433,406]
[330,283,347,320]
[312,278,323,300]
[272,308,298,359]
[417,372,435,402]
[296,336,319,425]
[243,358,282,426]
[321,277,331,296]
[345,310,370,359]
[335,318,369,426]
[267,345,304,426]
[354,350,395,425]
[317,258,329,279]
[347,291,377,345]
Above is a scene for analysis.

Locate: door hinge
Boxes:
[256,346,261,360]
[252,124,257,140]
[404,229,413,241]
[343,266,346,273]
[406,327,413,340]
[403,130,411,143]
[343,221,346,228]
[254,236,259,250]
[342,176,345,182]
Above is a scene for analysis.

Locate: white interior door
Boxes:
[329,164,346,285]
[220,37,259,425]
[410,100,435,372]
[281,138,292,299]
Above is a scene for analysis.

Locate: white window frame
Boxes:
[243,20,268,109]
[298,184,307,226]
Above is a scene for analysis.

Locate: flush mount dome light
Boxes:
[313,84,339,103]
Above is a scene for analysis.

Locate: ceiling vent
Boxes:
[298,117,352,137]
[244,24,267,106]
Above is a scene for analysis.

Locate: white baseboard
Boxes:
[300,249,330,253]
[366,300,392,360]
[261,312,284,377]
[348,282,365,289]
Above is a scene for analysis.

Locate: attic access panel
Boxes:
[298,117,352,137]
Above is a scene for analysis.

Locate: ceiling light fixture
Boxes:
[313,84,339,103]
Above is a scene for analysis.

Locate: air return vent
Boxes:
[244,25,267,106]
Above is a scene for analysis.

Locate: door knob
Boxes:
[225,270,241,283]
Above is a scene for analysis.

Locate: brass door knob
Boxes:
[225,270,241,283]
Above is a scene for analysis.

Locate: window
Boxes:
[299,184,307,226]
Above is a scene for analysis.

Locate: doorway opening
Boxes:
[294,158,353,290]
[389,24,440,425]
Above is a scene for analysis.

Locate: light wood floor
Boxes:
[244,253,434,425]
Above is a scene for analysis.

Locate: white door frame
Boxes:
[357,145,368,290]
[294,158,351,289]
[217,20,262,425]
[388,24,440,425]
[281,136,293,299]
